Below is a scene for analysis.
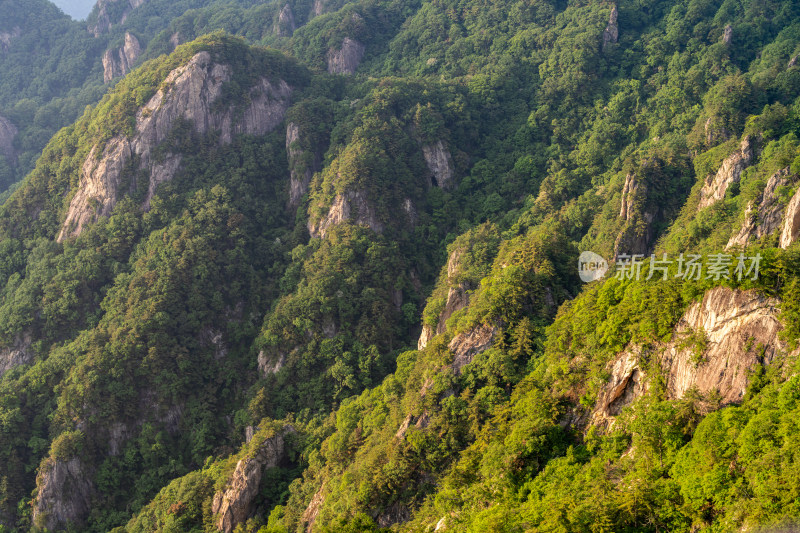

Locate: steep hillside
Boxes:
[1,0,800,532]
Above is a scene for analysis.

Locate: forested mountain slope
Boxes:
[1,0,800,532]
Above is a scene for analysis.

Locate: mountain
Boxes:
[0,0,799,532]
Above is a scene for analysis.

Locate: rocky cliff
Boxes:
[327,37,364,75]
[286,121,322,209]
[59,51,292,241]
[275,4,296,37]
[780,185,800,248]
[593,287,785,426]
[448,323,496,375]
[418,247,474,350]
[727,167,797,248]
[698,136,755,210]
[102,32,142,83]
[212,426,294,533]
[0,114,17,163]
[308,189,383,238]
[613,171,656,258]
[32,457,93,531]
[89,0,146,36]
[602,4,619,51]
[0,27,21,53]
[421,140,454,190]
[0,333,32,378]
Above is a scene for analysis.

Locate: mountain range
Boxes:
[0,0,800,531]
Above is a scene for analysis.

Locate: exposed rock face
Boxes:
[602,4,619,50]
[395,411,431,440]
[618,172,638,220]
[0,333,32,378]
[698,136,755,210]
[308,189,383,238]
[418,247,475,350]
[276,4,296,36]
[448,323,496,375]
[614,172,656,258]
[212,426,293,533]
[311,0,328,18]
[422,140,454,190]
[258,350,286,376]
[301,483,325,532]
[727,167,796,248]
[90,0,146,36]
[32,457,93,531]
[169,32,183,51]
[790,55,799,69]
[377,503,411,528]
[593,349,648,426]
[0,27,21,53]
[704,116,731,147]
[417,325,434,351]
[593,288,784,427]
[327,37,364,75]
[663,288,783,404]
[102,32,142,82]
[59,51,292,241]
[0,115,17,162]
[780,186,800,249]
[286,122,321,209]
[722,23,733,46]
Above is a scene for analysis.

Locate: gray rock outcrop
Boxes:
[727,167,796,248]
[169,32,183,51]
[593,348,648,426]
[662,287,783,404]
[602,4,619,50]
[327,37,364,75]
[275,4,296,36]
[32,457,93,531]
[308,189,383,238]
[212,426,294,533]
[0,27,21,53]
[593,287,785,427]
[311,0,328,18]
[448,323,496,375]
[257,349,286,375]
[0,115,17,162]
[301,483,326,532]
[90,0,146,36]
[59,51,293,241]
[780,185,800,249]
[286,122,321,209]
[422,140,454,190]
[418,248,474,350]
[698,136,755,210]
[0,333,32,378]
[723,23,733,46]
[613,172,656,258]
[102,32,142,82]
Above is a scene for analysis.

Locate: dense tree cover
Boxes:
[0,0,800,531]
